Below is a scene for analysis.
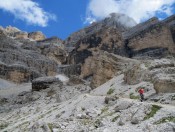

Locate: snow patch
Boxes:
[55,74,69,82]
[0,78,16,89]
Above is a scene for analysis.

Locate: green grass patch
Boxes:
[154,116,175,124]
[144,105,162,120]
[101,107,109,114]
[100,111,115,119]
[81,107,85,111]
[38,110,53,119]
[48,123,53,132]
[135,87,140,92]
[0,123,8,130]
[18,121,29,130]
[144,63,151,68]
[111,115,120,122]
[107,88,115,95]
[81,119,92,125]
[0,98,8,105]
[171,95,175,100]
[94,119,101,128]
[129,93,139,99]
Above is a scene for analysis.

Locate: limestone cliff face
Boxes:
[66,14,175,89]
[127,23,175,56]
[123,16,175,58]
[80,51,137,88]
[36,37,67,64]
[28,31,46,41]
[64,13,135,47]
[68,15,175,64]
[169,16,175,43]
[17,31,67,65]
[37,43,67,65]
[1,14,175,91]
[68,27,126,65]
[19,36,67,65]
[0,30,57,83]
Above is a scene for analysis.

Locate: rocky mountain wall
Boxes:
[0,62,41,83]
[162,14,175,24]
[170,22,175,43]
[64,13,135,47]
[124,15,175,58]
[68,27,126,65]
[80,51,138,88]
[66,14,175,88]
[57,64,81,77]
[123,17,159,40]
[126,22,175,57]
[0,30,58,83]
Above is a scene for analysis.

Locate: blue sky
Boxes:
[0,0,175,40]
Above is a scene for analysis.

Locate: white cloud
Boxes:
[86,0,175,24]
[84,15,96,24]
[0,0,56,27]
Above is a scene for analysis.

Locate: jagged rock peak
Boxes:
[0,25,47,41]
[0,25,21,37]
[4,25,21,33]
[65,13,136,47]
[28,31,46,41]
[108,13,137,28]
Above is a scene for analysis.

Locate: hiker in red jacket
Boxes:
[138,88,144,102]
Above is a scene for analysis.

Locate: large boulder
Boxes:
[124,63,149,85]
[154,74,175,93]
[32,76,62,91]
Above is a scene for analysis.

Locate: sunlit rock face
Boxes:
[80,51,137,88]
[66,14,175,88]
[66,13,136,65]
[28,31,46,41]
[123,15,175,58]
